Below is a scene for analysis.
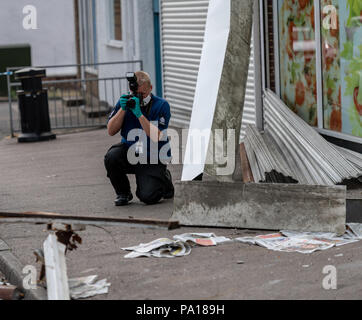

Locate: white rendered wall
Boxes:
[0,0,77,76]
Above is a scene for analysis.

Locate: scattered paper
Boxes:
[68,275,110,299]
[235,225,362,254]
[173,233,232,246]
[122,233,231,258]
[346,223,362,239]
[121,224,362,258]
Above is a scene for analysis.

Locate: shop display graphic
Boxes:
[321,0,342,133]
[278,0,318,126]
[339,0,362,137]
[278,0,362,138]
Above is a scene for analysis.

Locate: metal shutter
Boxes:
[160,0,255,138]
[240,33,256,140]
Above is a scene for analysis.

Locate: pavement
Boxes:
[1,128,362,300]
[0,101,11,141]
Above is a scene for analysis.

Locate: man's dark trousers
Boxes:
[104,142,174,204]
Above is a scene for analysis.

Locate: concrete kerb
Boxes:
[0,238,47,300]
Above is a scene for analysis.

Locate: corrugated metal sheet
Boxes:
[160,0,256,137]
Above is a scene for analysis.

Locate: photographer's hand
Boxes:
[130,96,143,118]
[119,94,129,111]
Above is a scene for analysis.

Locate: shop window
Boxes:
[322,0,362,137]
[277,0,318,126]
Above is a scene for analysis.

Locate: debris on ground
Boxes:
[68,275,110,299]
[122,238,192,258]
[43,233,70,300]
[0,276,9,286]
[173,233,232,246]
[235,224,362,254]
[122,225,362,258]
[122,233,232,258]
[0,285,24,300]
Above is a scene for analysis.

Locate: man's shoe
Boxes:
[115,192,133,206]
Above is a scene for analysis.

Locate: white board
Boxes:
[181,0,231,181]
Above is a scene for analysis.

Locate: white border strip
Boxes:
[272,0,280,97]
[314,0,324,129]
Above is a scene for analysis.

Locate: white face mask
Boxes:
[142,94,151,105]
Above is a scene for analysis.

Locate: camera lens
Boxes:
[126,99,136,109]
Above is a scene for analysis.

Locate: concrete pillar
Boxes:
[204,0,254,181]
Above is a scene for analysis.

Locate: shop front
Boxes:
[272,0,362,150]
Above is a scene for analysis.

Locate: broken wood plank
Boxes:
[240,142,254,183]
[0,211,179,230]
[0,285,24,300]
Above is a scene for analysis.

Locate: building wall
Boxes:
[92,0,156,105]
[94,0,157,102]
[0,0,77,76]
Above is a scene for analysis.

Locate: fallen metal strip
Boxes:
[0,211,179,230]
[43,234,70,300]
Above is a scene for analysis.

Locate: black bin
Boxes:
[15,68,56,142]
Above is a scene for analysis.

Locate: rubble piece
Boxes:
[33,249,46,285]
[0,285,24,300]
[43,234,70,300]
[172,180,346,235]
[68,275,110,299]
[0,211,179,230]
[240,143,254,183]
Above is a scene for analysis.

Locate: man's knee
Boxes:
[104,150,117,170]
[137,188,163,205]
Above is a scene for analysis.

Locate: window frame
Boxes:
[107,0,124,48]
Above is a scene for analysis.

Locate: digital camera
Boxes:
[124,72,143,109]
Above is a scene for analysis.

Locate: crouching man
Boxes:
[104,71,174,206]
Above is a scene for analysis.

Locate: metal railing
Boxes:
[6,60,143,137]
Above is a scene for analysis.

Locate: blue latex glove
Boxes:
[130,96,143,118]
[119,94,129,111]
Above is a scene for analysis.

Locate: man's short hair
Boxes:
[135,71,152,87]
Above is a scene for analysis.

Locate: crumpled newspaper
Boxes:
[122,233,232,258]
[68,275,111,299]
[235,223,362,254]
